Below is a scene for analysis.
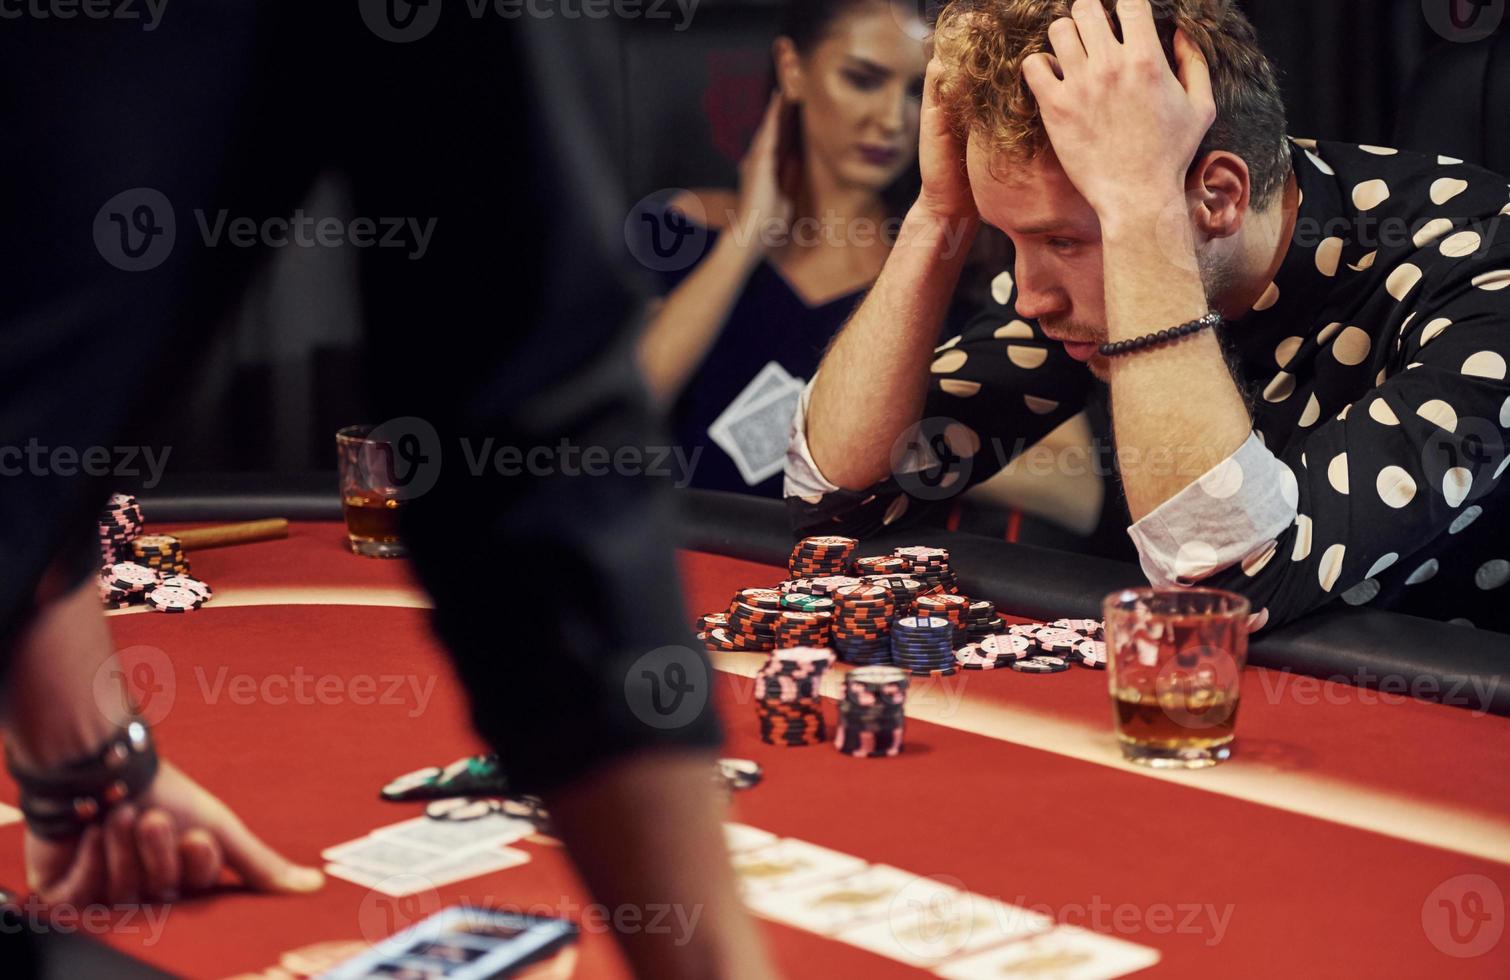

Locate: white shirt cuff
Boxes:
[1127,433,1299,587]
[783,376,842,503]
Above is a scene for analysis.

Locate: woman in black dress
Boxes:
[636,0,929,497]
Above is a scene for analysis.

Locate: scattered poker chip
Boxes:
[1011,656,1071,674]
[144,584,205,613]
[1051,618,1106,640]
[159,574,212,601]
[716,758,763,791]
[978,633,1033,660]
[1075,638,1107,669]
[1033,628,1086,656]
[380,765,444,801]
[955,644,1014,670]
[382,753,509,802]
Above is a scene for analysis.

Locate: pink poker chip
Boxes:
[979,634,1033,659]
[106,561,158,592]
[159,574,212,600]
[145,584,204,613]
[1075,639,1108,668]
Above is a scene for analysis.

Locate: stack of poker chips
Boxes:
[773,610,832,648]
[955,633,1033,670]
[709,588,785,653]
[963,600,1006,644]
[835,666,908,758]
[755,647,834,747]
[916,593,972,650]
[98,562,213,613]
[831,583,895,666]
[784,575,861,597]
[857,574,924,617]
[97,493,144,566]
[892,546,958,594]
[93,494,215,613]
[890,615,956,675]
[852,554,909,577]
[778,592,835,616]
[787,536,859,577]
[131,534,191,576]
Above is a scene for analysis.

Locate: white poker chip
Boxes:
[978,634,1032,659]
[105,561,158,591]
[145,584,203,613]
[954,644,1008,669]
[1075,639,1108,668]
[1035,629,1085,655]
[159,574,212,600]
[1051,618,1105,638]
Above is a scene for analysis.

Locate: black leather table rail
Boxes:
[139,480,1510,716]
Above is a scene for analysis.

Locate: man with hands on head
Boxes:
[789,0,1510,633]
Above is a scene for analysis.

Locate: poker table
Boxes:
[2,486,1509,978]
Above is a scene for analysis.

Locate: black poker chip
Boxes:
[1011,656,1071,674]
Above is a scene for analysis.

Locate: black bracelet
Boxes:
[7,720,158,840]
[1099,311,1223,358]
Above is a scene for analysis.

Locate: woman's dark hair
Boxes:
[779,0,890,52]
[771,0,924,222]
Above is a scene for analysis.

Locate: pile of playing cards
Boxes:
[323,813,535,897]
[723,823,1161,978]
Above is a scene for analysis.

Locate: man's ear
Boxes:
[1189,151,1251,240]
[773,36,804,102]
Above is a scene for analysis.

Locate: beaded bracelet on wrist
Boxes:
[1099,311,1223,358]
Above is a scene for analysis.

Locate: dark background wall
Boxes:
[151,0,1506,476]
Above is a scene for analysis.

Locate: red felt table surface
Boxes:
[0,526,1504,978]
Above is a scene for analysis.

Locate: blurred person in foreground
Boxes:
[2,8,775,978]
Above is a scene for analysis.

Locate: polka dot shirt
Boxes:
[786,137,1510,634]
